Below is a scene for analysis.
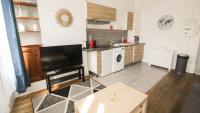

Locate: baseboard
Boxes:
[15,80,46,98]
[170,69,195,75]
[194,73,200,76]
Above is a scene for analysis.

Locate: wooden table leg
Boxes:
[141,99,148,113]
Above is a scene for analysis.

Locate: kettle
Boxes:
[134,36,140,43]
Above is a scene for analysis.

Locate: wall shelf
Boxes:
[13,1,37,7]
[19,30,41,33]
[16,16,39,20]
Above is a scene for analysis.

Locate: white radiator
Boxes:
[148,47,174,71]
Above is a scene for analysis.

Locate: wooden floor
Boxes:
[12,71,200,113]
[147,71,200,113]
[11,78,82,113]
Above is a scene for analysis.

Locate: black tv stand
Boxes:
[44,66,85,93]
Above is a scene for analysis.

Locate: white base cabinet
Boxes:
[88,51,98,74]
[88,49,113,76]
[100,49,113,76]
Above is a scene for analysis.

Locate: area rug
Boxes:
[32,78,106,113]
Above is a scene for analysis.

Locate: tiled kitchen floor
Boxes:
[95,63,168,93]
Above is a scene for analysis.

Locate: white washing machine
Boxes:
[112,47,125,72]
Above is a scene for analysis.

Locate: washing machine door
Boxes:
[112,47,125,72]
[116,54,122,63]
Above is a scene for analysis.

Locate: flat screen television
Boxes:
[40,44,82,72]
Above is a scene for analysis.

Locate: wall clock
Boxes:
[158,15,174,30]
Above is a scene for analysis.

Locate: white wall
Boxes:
[134,0,200,73]
[0,1,16,112]
[37,0,87,46]
[0,75,11,113]
[87,0,135,40]
[16,0,89,97]
[19,33,42,46]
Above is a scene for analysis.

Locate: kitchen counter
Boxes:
[86,42,145,76]
[83,43,145,52]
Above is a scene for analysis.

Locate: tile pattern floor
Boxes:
[95,63,168,93]
[32,79,106,113]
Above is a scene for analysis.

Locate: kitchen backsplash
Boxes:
[87,29,128,47]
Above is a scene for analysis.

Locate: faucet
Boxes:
[109,39,115,46]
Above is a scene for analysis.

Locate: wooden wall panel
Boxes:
[127,12,134,30]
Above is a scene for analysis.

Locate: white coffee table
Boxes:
[75,82,148,113]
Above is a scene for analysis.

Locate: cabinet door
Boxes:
[87,2,116,20]
[127,12,134,30]
[101,49,113,76]
[22,45,44,82]
[125,46,133,65]
[133,44,144,62]
[88,51,98,74]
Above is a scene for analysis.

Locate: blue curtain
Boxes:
[1,0,30,93]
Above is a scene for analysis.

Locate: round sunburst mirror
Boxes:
[55,8,73,27]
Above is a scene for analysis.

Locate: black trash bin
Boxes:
[175,54,189,75]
